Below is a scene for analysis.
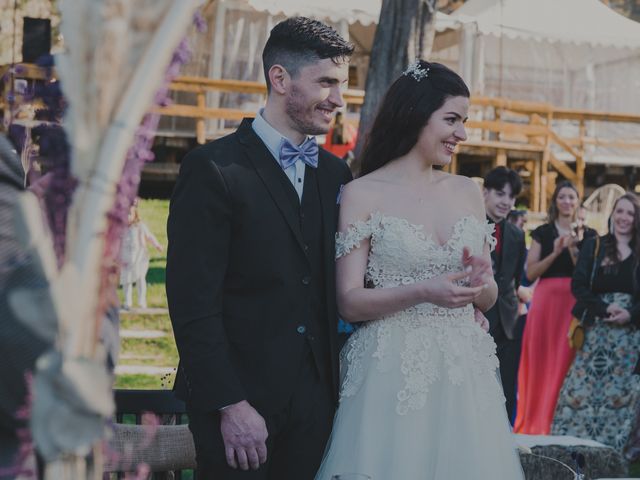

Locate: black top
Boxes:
[531,223,596,278]
[592,254,635,295]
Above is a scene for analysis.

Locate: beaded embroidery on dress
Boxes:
[315,213,524,480]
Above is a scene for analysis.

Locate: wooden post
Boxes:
[577,119,587,199]
[450,153,458,174]
[196,91,206,144]
[539,112,553,212]
[533,157,541,212]
[496,149,507,167]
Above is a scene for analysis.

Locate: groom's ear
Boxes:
[268,64,289,95]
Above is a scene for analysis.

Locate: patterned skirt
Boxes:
[551,292,640,453]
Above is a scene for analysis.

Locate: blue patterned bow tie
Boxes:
[279,137,319,170]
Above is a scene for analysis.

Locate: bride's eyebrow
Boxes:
[444,111,469,122]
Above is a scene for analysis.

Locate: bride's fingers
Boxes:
[447,270,470,282]
[450,285,485,305]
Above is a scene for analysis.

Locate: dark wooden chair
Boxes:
[104,389,196,479]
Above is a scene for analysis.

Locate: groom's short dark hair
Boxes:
[262,17,354,92]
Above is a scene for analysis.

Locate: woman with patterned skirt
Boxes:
[552,193,640,453]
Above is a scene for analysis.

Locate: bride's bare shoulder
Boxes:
[340,172,388,205]
[437,173,486,218]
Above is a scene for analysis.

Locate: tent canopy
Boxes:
[247,0,381,26]
[428,0,640,165]
[453,0,640,49]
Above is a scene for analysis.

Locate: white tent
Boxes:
[161,0,640,166]
[246,0,381,26]
[430,0,640,165]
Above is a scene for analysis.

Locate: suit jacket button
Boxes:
[297,325,306,334]
[302,276,311,285]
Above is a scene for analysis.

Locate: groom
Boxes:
[166,17,353,479]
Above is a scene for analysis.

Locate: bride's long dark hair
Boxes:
[359,61,470,177]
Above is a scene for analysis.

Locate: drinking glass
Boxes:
[331,474,372,480]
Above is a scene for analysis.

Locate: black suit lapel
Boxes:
[316,150,338,266]
[237,119,306,251]
[501,223,515,275]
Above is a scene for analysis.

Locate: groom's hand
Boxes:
[220,400,268,470]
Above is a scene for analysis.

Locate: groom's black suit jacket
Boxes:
[166,119,352,416]
[486,220,527,340]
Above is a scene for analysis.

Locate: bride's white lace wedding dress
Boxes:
[315,212,524,479]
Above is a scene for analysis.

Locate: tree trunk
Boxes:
[352,0,437,174]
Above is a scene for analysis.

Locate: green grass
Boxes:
[120,336,178,365]
[120,313,173,333]
[114,373,173,390]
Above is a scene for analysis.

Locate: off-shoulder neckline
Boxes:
[343,211,488,249]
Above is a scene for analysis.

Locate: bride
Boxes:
[315,61,524,479]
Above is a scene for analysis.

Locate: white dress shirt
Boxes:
[252,109,310,201]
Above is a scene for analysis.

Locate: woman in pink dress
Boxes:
[515,181,595,433]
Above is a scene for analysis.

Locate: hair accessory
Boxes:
[403,60,430,81]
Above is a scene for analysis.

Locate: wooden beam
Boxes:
[196,92,206,144]
[173,76,266,94]
[566,137,640,150]
[461,139,545,153]
[552,108,640,124]
[152,104,254,120]
[472,95,640,124]
[547,129,580,160]
[495,149,507,167]
[471,96,554,115]
[548,152,577,181]
[168,77,365,105]
[466,120,549,136]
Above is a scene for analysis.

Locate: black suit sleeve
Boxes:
[166,149,246,412]
[515,230,526,290]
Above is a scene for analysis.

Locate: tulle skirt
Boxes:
[315,308,524,479]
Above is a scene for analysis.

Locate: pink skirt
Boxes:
[514,277,576,434]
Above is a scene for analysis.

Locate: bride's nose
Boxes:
[454,123,467,142]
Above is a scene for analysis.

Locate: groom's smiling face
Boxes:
[284,57,349,137]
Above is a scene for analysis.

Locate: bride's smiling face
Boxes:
[412,95,469,166]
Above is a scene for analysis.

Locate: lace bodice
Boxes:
[335,212,501,415]
[336,211,495,285]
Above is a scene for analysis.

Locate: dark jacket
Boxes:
[571,235,640,326]
[166,119,352,414]
[485,220,527,340]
